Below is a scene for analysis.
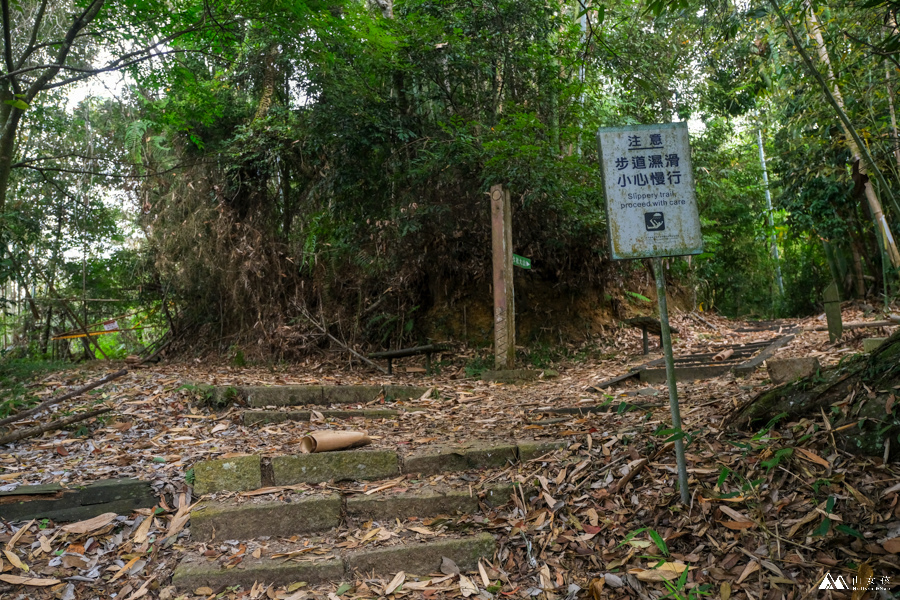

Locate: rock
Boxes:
[766,357,821,385]
[863,338,888,353]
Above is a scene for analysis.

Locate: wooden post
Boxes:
[824,282,843,343]
[491,184,515,369]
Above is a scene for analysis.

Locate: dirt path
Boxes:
[1,309,898,599]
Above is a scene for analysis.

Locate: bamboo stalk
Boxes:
[769,0,900,267]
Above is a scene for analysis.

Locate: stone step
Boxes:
[190,483,516,542]
[192,439,566,495]
[220,385,430,408]
[172,532,496,592]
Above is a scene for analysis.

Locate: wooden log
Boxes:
[802,318,899,332]
[369,344,448,359]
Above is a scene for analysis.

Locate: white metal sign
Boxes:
[596,122,703,260]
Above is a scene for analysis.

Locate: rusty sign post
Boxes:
[596,122,703,504]
[491,184,515,370]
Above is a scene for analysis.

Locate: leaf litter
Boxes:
[0,307,898,599]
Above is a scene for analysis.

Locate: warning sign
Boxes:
[596,122,703,260]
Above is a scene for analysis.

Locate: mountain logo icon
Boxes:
[819,574,848,590]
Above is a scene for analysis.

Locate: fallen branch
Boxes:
[687,312,718,332]
[299,309,388,374]
[0,369,127,428]
[0,406,112,445]
[612,458,648,494]
[141,337,172,365]
[802,318,900,332]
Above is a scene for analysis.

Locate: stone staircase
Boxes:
[172,385,566,594]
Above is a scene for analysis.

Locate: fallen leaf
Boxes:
[459,574,478,597]
[720,581,731,600]
[478,560,490,587]
[736,561,760,584]
[133,515,154,544]
[111,556,141,583]
[719,505,752,522]
[630,562,690,582]
[883,538,900,554]
[384,571,405,595]
[719,520,756,530]
[441,556,460,575]
[194,586,214,596]
[795,447,830,468]
[6,519,34,550]
[0,575,61,586]
[3,550,28,572]
[61,512,117,534]
[852,564,873,600]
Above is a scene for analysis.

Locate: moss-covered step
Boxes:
[189,484,517,541]
[190,494,342,541]
[192,439,568,494]
[272,451,400,485]
[172,533,496,591]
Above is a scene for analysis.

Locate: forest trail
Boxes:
[1,308,899,600]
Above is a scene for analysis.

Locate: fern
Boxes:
[124,120,151,162]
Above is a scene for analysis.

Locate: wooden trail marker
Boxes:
[491,184,515,370]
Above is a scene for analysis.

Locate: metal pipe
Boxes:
[654,257,690,505]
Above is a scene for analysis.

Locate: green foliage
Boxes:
[692,119,785,317]
[464,353,493,378]
[0,358,68,417]
[761,447,793,472]
[624,291,652,304]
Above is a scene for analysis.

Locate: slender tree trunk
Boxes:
[254,45,279,122]
[0,109,22,216]
[887,64,900,173]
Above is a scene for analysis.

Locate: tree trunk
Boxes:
[729,330,900,459]
[887,63,900,173]
[0,95,23,215]
[803,4,900,269]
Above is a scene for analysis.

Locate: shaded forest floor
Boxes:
[1,307,900,600]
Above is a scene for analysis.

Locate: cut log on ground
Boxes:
[728,330,900,459]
